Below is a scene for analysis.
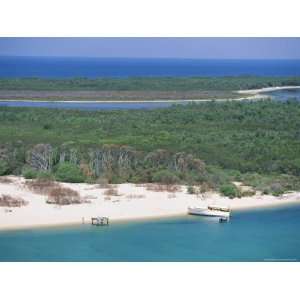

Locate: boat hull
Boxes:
[188,207,230,218]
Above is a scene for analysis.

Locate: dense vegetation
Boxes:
[1,99,300,195]
[1,76,300,91]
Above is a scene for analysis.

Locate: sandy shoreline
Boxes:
[1,176,300,231]
[0,86,299,105]
[0,96,257,103]
[237,86,300,95]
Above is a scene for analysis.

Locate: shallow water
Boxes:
[0,204,299,262]
[0,100,177,110]
[263,88,300,101]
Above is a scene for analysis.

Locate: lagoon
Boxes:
[0,88,300,111]
[0,100,176,110]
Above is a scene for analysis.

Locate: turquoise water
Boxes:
[0,204,299,262]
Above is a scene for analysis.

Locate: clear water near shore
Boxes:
[0,204,299,262]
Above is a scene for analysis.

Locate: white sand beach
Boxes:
[0,97,255,103]
[1,176,300,231]
[2,86,298,104]
[237,86,300,95]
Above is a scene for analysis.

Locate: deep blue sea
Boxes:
[0,204,299,262]
[1,57,300,78]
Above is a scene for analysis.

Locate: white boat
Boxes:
[188,205,231,218]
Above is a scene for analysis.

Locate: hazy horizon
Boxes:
[0,38,300,59]
[1,55,300,60]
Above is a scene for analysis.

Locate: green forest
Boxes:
[1,76,300,91]
[1,99,300,196]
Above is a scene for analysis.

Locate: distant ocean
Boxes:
[1,57,300,78]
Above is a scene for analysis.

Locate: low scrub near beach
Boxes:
[0,194,28,207]
[25,178,59,195]
[24,178,87,205]
[47,186,87,205]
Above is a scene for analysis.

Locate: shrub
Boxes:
[220,183,240,198]
[200,182,210,193]
[0,176,13,184]
[240,190,256,197]
[0,194,28,207]
[47,187,86,205]
[25,178,59,195]
[37,171,54,181]
[152,170,180,185]
[145,183,181,193]
[270,182,285,196]
[97,177,110,189]
[55,163,85,183]
[104,187,119,196]
[43,124,52,130]
[22,166,38,179]
[79,162,94,178]
[187,186,195,194]
[0,160,9,176]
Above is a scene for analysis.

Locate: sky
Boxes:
[0,38,299,59]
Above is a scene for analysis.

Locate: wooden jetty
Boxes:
[91,217,109,226]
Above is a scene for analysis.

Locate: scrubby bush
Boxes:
[152,170,180,185]
[97,177,110,188]
[241,173,300,195]
[240,190,256,197]
[0,194,28,207]
[37,171,54,180]
[0,176,13,184]
[200,182,211,193]
[23,167,54,181]
[187,186,195,194]
[25,178,59,195]
[47,187,86,205]
[0,160,9,176]
[22,166,38,179]
[220,183,240,198]
[269,183,285,196]
[145,183,181,193]
[104,187,119,196]
[55,163,85,183]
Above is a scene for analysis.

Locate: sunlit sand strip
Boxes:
[1,176,300,231]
